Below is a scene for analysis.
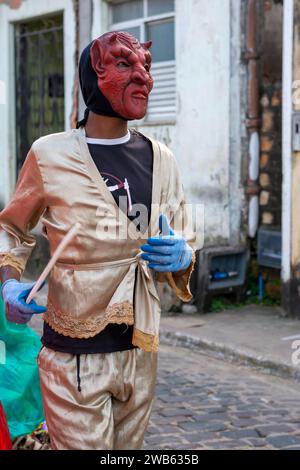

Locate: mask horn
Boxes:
[142,40,152,50]
[109,33,118,44]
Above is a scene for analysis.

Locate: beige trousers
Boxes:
[37,346,158,450]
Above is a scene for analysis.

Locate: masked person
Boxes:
[0,32,196,450]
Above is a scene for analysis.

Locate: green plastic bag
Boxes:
[0,283,44,439]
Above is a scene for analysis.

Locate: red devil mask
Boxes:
[78,31,153,124]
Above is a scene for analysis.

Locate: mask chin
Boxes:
[119,99,149,121]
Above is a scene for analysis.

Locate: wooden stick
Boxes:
[26,223,81,304]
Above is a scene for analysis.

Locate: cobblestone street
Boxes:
[145,344,300,450]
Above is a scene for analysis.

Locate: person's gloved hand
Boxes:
[140,214,193,273]
[1,279,47,324]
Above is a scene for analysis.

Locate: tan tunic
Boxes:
[0,127,196,352]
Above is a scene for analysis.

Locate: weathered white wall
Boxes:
[175,0,231,245]
[0,0,76,205]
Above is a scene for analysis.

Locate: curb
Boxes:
[160,328,300,383]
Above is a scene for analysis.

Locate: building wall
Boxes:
[291,0,300,270]
[282,0,300,317]
[259,0,283,229]
[171,0,230,246]
[260,84,282,227]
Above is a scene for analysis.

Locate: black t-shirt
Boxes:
[42,129,153,354]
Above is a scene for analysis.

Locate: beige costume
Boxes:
[37,345,158,450]
[0,126,196,449]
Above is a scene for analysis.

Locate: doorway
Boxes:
[14,14,65,173]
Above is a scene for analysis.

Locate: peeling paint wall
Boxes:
[174,0,230,247]
[259,0,283,228]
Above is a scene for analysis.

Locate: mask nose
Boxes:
[131,69,148,86]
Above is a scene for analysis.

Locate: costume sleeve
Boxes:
[0,147,46,276]
[154,145,197,302]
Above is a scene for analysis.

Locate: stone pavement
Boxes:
[160,304,300,382]
[145,344,300,450]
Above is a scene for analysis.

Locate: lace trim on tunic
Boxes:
[0,253,25,275]
[132,327,159,353]
[43,299,134,339]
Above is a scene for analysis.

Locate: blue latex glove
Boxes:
[140,214,193,273]
[1,279,47,324]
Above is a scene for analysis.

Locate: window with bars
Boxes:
[108,0,176,122]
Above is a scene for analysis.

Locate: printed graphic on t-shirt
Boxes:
[87,131,153,229]
[102,172,133,213]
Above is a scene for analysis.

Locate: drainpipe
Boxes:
[70,0,93,128]
[70,0,80,129]
[244,0,261,238]
[78,0,93,119]
[281,0,293,289]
